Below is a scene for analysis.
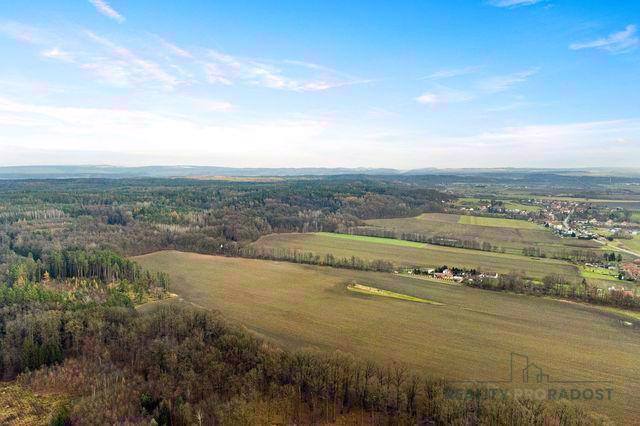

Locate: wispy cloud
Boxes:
[416,86,474,105]
[1,21,369,94]
[204,63,232,85]
[416,68,538,105]
[0,96,327,165]
[41,47,75,63]
[203,50,370,92]
[155,36,193,58]
[421,65,483,80]
[570,24,638,54]
[452,119,640,151]
[487,0,545,8]
[0,21,49,44]
[89,0,125,23]
[85,31,179,89]
[476,68,539,94]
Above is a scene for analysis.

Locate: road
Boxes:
[594,238,640,258]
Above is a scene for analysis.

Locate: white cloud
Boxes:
[89,0,125,23]
[487,0,545,8]
[421,65,483,80]
[476,68,539,94]
[570,25,638,54]
[0,21,48,44]
[199,100,234,112]
[156,36,193,58]
[416,68,537,105]
[205,50,369,92]
[415,87,473,105]
[415,93,439,105]
[41,47,75,63]
[0,96,329,165]
[1,95,639,168]
[2,21,366,94]
[85,31,179,89]
[204,63,232,85]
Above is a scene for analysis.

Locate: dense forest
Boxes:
[0,177,448,278]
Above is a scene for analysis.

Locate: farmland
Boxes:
[580,266,620,282]
[610,235,640,255]
[253,232,582,281]
[457,214,540,229]
[364,213,601,256]
[135,250,640,422]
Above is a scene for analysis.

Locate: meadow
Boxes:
[253,232,582,281]
[364,213,601,256]
[610,235,640,256]
[457,214,540,229]
[502,201,542,212]
[135,250,640,422]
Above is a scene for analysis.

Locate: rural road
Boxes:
[594,238,640,258]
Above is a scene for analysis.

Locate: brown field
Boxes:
[364,213,601,256]
[136,251,640,422]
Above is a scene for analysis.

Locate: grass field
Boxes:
[457,215,540,229]
[364,213,601,256]
[609,236,640,256]
[316,232,425,248]
[256,232,581,281]
[135,251,640,422]
[580,266,620,282]
[502,201,542,212]
[347,283,443,304]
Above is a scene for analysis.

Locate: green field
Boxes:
[609,235,640,256]
[315,232,426,248]
[255,232,581,281]
[364,213,601,256]
[135,251,640,422]
[580,266,620,282]
[457,214,540,229]
[502,201,542,213]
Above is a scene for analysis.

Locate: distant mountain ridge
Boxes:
[0,165,639,179]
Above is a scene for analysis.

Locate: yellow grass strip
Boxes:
[347,283,443,305]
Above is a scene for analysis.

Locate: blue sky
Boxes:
[1,0,639,168]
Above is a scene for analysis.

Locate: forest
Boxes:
[0,177,448,272]
[0,176,629,424]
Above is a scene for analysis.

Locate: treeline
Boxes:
[338,227,504,253]
[13,304,602,424]
[558,249,619,264]
[238,246,395,272]
[5,249,169,290]
[469,272,640,311]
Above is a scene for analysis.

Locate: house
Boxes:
[621,263,640,280]
[434,270,453,280]
[479,272,499,279]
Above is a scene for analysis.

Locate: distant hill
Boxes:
[0,165,399,179]
[0,165,639,179]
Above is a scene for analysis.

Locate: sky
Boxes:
[0,0,639,169]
